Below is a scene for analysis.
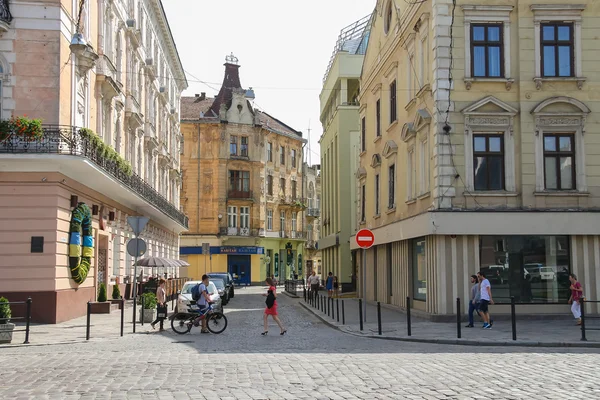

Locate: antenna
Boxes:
[307,120,312,166]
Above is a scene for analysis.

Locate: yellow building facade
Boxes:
[180,57,308,285]
[354,0,600,318]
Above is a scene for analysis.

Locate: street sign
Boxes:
[127,216,150,236]
[356,229,375,249]
[127,238,147,257]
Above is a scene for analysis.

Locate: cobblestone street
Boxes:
[1,287,599,399]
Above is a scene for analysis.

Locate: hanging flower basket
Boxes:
[0,116,43,142]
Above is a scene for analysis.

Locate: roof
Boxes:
[180,96,303,138]
[208,62,243,117]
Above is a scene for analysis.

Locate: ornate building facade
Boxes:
[180,56,307,285]
[356,0,600,318]
[0,0,187,323]
[303,163,322,276]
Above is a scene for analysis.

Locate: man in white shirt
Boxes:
[308,271,320,300]
[194,274,212,334]
[477,271,494,329]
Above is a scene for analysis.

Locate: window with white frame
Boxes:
[280,211,286,234]
[240,206,250,229]
[388,165,395,209]
[375,174,380,215]
[419,139,429,194]
[419,27,429,86]
[408,53,414,100]
[227,206,237,228]
[291,212,297,232]
[462,5,513,89]
[531,4,586,89]
[267,209,273,231]
[407,148,415,200]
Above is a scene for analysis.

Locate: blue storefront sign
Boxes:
[181,246,265,255]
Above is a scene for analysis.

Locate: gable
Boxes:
[462,96,518,115]
[382,140,398,158]
[371,153,382,168]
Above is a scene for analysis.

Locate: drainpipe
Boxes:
[197,124,201,234]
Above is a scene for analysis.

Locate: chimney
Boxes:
[200,92,206,101]
[195,93,199,97]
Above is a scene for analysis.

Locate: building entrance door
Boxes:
[228,255,251,285]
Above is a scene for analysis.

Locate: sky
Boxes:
[162,0,375,165]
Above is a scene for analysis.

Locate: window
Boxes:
[240,136,248,157]
[419,140,429,194]
[541,23,574,78]
[267,142,273,162]
[230,136,237,156]
[267,175,273,196]
[291,180,297,199]
[280,146,285,165]
[228,170,250,193]
[280,211,286,234]
[389,80,397,123]
[471,24,503,78]
[412,238,426,301]
[479,235,571,304]
[240,206,249,229]
[112,231,120,277]
[473,134,504,191]
[388,165,395,209]
[291,149,297,168]
[267,209,273,231]
[361,117,366,152]
[384,1,392,35]
[408,54,415,99]
[361,184,366,222]
[291,212,297,232]
[375,174,380,215]
[280,178,286,195]
[544,134,575,190]
[227,206,237,228]
[376,100,381,137]
[407,148,415,200]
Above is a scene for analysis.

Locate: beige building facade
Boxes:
[355,0,600,318]
[0,0,187,323]
[303,163,322,276]
[180,57,308,285]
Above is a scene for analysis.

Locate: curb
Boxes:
[299,302,600,349]
[283,291,300,299]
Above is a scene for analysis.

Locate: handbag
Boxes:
[266,291,275,309]
[157,303,168,319]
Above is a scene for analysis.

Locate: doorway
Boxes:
[228,255,251,285]
[97,235,109,287]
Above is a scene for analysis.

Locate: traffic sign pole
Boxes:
[355,229,375,324]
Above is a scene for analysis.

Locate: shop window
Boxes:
[478,235,571,304]
[412,238,426,301]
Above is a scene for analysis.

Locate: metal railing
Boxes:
[580,298,600,341]
[284,279,303,296]
[0,0,12,24]
[0,298,32,344]
[0,125,188,228]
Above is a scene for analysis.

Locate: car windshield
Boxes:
[181,283,198,294]
[212,279,225,289]
[541,267,553,272]
[209,274,227,281]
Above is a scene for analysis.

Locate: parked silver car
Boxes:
[175,280,223,314]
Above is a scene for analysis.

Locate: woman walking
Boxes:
[568,273,584,325]
[262,277,287,336]
[326,272,334,298]
[151,278,167,330]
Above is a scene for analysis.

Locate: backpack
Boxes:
[191,284,201,302]
[266,290,275,309]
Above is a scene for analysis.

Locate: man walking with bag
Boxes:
[477,271,494,329]
[466,275,480,328]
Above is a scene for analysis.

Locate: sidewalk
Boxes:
[1,301,162,348]
[300,297,600,348]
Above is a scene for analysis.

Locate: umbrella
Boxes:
[135,257,180,268]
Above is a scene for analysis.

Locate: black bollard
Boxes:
[377,302,382,335]
[406,296,411,337]
[456,298,461,339]
[120,298,125,337]
[358,299,364,331]
[336,298,340,323]
[327,296,330,317]
[580,298,587,341]
[511,296,517,341]
[24,298,32,344]
[132,297,137,333]
[141,295,145,326]
[86,301,91,341]
[331,298,335,320]
[342,300,345,325]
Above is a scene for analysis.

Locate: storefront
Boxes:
[180,246,265,284]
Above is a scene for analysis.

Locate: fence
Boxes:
[580,298,600,341]
[0,298,32,344]
[86,298,125,340]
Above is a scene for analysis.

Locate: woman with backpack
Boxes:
[262,277,286,336]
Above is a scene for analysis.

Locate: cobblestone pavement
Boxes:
[1,286,600,399]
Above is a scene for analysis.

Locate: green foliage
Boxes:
[97,283,108,302]
[78,128,133,177]
[0,116,44,141]
[111,285,121,300]
[141,292,157,309]
[0,297,11,323]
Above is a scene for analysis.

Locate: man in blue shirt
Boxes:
[194,274,212,333]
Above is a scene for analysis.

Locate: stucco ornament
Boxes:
[69,203,94,284]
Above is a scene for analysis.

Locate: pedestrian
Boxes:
[333,276,339,298]
[568,273,584,325]
[151,278,167,331]
[261,277,286,336]
[308,270,319,300]
[477,271,494,329]
[466,275,481,328]
[326,272,334,298]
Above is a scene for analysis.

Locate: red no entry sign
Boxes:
[355,229,375,249]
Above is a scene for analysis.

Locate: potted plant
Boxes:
[139,292,157,323]
[110,285,123,309]
[90,283,112,314]
[0,297,14,344]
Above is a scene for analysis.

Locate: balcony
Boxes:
[306,208,320,218]
[220,227,256,237]
[125,95,143,128]
[279,195,307,210]
[306,240,316,250]
[0,0,13,33]
[0,125,189,231]
[96,55,123,99]
[144,122,159,149]
[228,190,253,200]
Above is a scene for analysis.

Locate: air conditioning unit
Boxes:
[145,58,153,66]
[126,19,136,28]
[159,86,166,93]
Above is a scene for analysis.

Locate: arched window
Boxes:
[384,1,393,35]
[115,30,123,84]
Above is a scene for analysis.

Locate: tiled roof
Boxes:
[256,111,302,138]
[180,96,216,120]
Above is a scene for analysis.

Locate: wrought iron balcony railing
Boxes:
[306,208,320,218]
[227,190,253,200]
[0,125,189,229]
[219,227,258,237]
[0,0,13,25]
